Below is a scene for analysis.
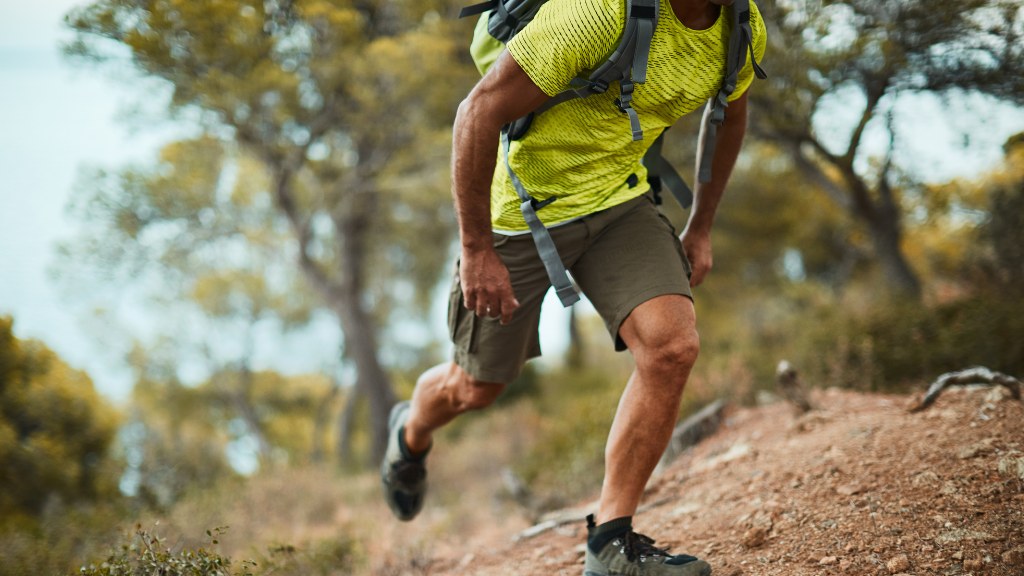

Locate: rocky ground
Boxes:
[422,385,1024,576]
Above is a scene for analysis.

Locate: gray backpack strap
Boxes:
[506,0,658,143]
[587,0,658,141]
[501,131,581,307]
[459,0,499,18]
[697,0,766,183]
[643,131,693,208]
[487,0,548,41]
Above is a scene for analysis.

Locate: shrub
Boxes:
[76,527,250,576]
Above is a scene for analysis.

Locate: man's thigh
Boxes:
[569,195,692,351]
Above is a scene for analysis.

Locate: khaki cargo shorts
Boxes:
[448,193,692,384]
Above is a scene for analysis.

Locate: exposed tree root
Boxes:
[909,366,1022,413]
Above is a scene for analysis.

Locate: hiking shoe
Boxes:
[380,401,429,521]
[583,515,711,576]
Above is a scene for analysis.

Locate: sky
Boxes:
[0,1,1022,404]
[0,0,167,401]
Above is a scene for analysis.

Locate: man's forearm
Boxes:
[686,94,749,235]
[451,95,502,253]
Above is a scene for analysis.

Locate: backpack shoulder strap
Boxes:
[697,0,767,183]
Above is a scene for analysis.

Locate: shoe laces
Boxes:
[621,530,671,562]
[390,458,426,487]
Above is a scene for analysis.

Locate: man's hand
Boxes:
[680,229,712,287]
[461,246,520,324]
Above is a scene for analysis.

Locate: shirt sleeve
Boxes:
[729,0,768,101]
[506,0,622,97]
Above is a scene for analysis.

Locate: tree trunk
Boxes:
[567,305,583,369]
[867,210,921,298]
[270,166,398,467]
[331,285,396,465]
[334,384,361,466]
[331,188,397,465]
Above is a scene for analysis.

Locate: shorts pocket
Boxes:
[447,265,479,353]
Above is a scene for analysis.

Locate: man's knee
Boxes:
[443,365,506,412]
[642,328,700,376]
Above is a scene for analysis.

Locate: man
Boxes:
[382,0,766,573]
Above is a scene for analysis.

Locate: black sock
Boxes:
[586,514,633,553]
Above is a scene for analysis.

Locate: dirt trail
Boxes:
[424,386,1024,576]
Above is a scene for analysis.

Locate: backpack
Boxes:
[460,0,766,307]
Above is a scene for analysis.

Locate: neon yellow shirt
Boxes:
[479,0,767,232]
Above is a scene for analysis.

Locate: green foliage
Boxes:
[689,289,1024,398]
[513,349,632,504]
[0,317,120,519]
[982,139,1024,289]
[62,0,476,329]
[247,539,359,576]
[0,502,124,576]
[822,294,1024,390]
[749,0,1024,297]
[122,362,343,508]
[77,527,251,576]
[62,0,480,463]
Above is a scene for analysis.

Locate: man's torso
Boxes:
[489,0,765,232]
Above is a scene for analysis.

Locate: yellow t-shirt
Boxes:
[486,0,767,232]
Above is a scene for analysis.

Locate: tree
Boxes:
[64,0,476,461]
[980,133,1024,289]
[750,0,1024,298]
[0,317,120,518]
[121,344,341,508]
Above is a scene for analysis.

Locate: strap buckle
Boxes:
[615,81,635,112]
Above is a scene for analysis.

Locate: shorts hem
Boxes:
[609,284,694,351]
[453,350,541,385]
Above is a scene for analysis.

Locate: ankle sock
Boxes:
[398,426,429,461]
[586,514,633,553]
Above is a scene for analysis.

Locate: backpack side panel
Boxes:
[469,13,506,76]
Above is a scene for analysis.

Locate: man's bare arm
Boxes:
[681,91,749,287]
[452,50,550,323]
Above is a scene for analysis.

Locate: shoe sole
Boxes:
[584,562,712,576]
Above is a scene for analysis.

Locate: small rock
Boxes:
[742,526,768,548]
[820,556,838,565]
[952,551,964,561]
[964,558,984,571]
[836,483,863,496]
[1003,548,1024,565]
[958,443,992,459]
[985,386,1012,403]
[886,554,911,573]
[998,455,1024,481]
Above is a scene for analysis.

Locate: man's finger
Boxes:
[499,295,520,325]
[475,297,491,317]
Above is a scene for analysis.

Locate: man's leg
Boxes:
[403,362,506,454]
[382,232,553,521]
[596,294,699,523]
[380,362,507,521]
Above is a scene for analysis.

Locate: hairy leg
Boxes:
[596,295,699,523]
[403,362,506,455]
